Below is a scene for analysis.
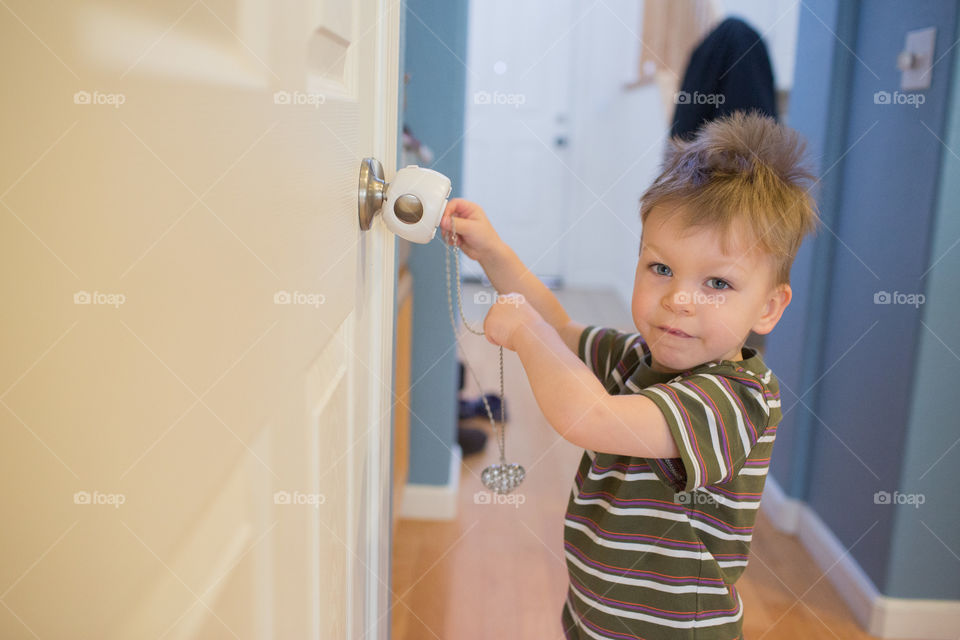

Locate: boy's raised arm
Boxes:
[506,319,679,458]
[481,242,578,337]
[440,199,582,353]
[558,320,588,356]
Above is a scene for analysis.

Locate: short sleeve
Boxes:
[638,370,772,491]
[577,326,644,384]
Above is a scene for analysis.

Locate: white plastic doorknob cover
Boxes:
[382,165,452,244]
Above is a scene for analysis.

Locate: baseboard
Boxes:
[399,444,461,521]
[760,475,960,638]
[793,496,882,633]
[870,597,960,639]
[760,472,802,533]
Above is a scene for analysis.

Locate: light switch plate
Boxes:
[901,27,936,91]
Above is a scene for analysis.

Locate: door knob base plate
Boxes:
[358,157,387,230]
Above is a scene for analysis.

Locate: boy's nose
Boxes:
[663,289,694,315]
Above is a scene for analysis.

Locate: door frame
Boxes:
[358,1,400,637]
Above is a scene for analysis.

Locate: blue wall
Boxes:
[766,0,860,501]
[765,0,959,599]
[399,0,470,486]
[886,10,960,598]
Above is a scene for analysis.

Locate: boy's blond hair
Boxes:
[639,110,821,287]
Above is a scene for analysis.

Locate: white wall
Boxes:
[563,0,800,310]
[461,0,801,312]
[564,0,666,307]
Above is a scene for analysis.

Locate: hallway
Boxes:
[391,282,885,639]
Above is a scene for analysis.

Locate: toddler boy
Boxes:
[440,111,820,639]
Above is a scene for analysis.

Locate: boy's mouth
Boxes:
[660,325,693,338]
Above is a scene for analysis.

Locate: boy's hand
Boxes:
[483,293,545,351]
[439,198,503,263]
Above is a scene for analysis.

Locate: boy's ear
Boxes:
[752,283,792,335]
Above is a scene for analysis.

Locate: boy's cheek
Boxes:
[632,286,656,314]
[631,298,649,331]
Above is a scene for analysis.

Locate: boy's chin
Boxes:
[648,352,693,374]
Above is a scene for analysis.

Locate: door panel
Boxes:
[462,0,578,282]
[0,0,397,638]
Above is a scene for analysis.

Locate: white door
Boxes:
[0,1,398,638]
[461,0,579,284]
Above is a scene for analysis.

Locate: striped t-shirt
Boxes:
[562,326,782,640]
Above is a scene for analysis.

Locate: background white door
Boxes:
[0,1,398,638]
[460,1,799,309]
[461,0,579,285]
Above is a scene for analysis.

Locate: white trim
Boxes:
[365,0,401,638]
[795,496,882,633]
[760,471,802,533]
[399,444,462,521]
[870,598,960,639]
[760,475,960,638]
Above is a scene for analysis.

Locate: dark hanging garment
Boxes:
[670,17,778,140]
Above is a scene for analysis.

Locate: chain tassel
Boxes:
[444,218,525,494]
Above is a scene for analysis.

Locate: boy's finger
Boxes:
[446,215,475,236]
[441,209,456,229]
[445,198,481,221]
[443,198,468,218]
[441,200,465,230]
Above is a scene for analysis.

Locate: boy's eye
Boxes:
[650,262,672,276]
[707,277,731,290]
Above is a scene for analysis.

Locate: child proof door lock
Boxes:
[358,157,525,494]
[357,157,452,244]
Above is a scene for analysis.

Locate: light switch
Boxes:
[900,27,936,91]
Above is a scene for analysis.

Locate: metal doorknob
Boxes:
[358,158,425,230]
[358,157,388,230]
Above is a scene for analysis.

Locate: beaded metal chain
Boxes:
[444,216,525,494]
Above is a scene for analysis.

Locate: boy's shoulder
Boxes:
[682,347,776,387]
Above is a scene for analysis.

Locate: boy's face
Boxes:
[632,205,792,374]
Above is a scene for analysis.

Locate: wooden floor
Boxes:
[391,283,885,640]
